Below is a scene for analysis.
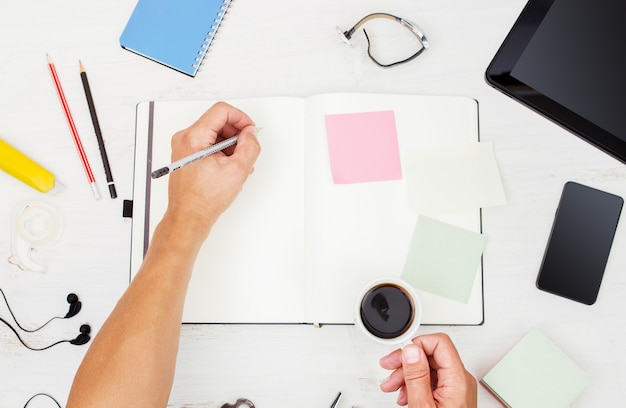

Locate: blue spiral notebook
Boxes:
[120,0,231,77]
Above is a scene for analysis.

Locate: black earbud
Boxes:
[0,287,91,350]
[1,288,84,332]
[70,324,91,345]
[65,293,82,318]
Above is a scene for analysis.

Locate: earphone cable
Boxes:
[0,316,70,351]
[0,286,63,332]
[24,392,62,408]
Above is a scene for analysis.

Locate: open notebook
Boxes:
[130,93,484,325]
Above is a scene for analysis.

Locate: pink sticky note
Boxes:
[324,110,402,184]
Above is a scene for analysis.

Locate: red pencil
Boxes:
[47,54,101,200]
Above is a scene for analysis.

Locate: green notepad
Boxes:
[481,328,590,408]
[401,215,486,304]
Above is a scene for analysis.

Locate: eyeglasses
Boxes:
[337,12,429,68]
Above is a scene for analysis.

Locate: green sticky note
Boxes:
[481,328,591,408]
[401,215,486,303]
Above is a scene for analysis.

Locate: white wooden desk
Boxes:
[2,1,626,406]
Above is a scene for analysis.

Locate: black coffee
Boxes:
[360,284,414,339]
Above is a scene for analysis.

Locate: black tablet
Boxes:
[486,0,626,163]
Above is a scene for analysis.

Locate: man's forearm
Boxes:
[66,214,212,407]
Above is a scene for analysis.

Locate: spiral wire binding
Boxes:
[192,0,232,72]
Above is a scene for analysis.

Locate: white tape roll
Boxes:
[11,201,63,272]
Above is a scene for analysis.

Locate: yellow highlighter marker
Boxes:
[0,138,63,194]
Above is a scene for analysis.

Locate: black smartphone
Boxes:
[536,182,623,305]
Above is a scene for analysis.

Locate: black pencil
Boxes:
[79,60,117,199]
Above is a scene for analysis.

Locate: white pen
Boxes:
[151,135,238,179]
[330,392,342,408]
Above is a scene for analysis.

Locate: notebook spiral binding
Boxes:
[192,0,231,71]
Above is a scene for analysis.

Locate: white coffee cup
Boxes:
[355,277,421,345]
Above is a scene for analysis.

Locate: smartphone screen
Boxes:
[536,182,623,305]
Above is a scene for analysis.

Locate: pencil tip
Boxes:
[79,60,85,72]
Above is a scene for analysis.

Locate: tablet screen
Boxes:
[486,0,626,161]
